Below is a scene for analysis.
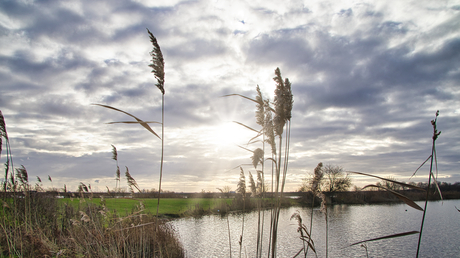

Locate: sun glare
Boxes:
[212,122,257,149]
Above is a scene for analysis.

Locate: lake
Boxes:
[169,200,460,257]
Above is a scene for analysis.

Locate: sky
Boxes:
[1,0,459,193]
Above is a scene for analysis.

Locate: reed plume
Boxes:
[255,85,265,127]
[1,110,14,192]
[147,29,165,95]
[125,166,141,193]
[273,68,293,136]
[291,211,317,258]
[264,100,276,156]
[0,110,5,157]
[147,28,166,228]
[111,145,121,190]
[251,148,264,169]
[16,165,28,186]
[237,167,246,258]
[305,162,323,256]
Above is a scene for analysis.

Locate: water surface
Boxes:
[169,200,460,257]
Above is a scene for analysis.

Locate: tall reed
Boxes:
[111,145,121,191]
[0,110,14,193]
[346,111,443,257]
[416,110,441,257]
[94,29,165,230]
[224,68,293,258]
[147,28,166,226]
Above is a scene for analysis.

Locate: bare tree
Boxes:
[376,176,402,191]
[322,164,352,192]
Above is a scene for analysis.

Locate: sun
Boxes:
[212,121,258,149]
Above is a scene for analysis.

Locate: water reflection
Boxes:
[169,200,460,257]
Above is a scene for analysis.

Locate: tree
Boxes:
[322,164,352,192]
[376,176,402,191]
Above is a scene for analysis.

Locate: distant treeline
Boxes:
[298,182,460,206]
[2,182,459,205]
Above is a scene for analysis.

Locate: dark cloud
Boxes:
[1,0,459,191]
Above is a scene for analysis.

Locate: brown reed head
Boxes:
[147,28,165,95]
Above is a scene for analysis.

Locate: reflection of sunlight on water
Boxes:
[169,200,460,257]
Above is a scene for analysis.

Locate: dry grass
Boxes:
[0,189,184,257]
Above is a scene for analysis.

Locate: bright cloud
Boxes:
[0,0,459,192]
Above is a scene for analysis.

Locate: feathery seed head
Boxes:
[79,182,89,193]
[111,145,118,161]
[125,166,141,193]
[0,110,5,154]
[147,29,165,95]
[264,101,276,155]
[16,165,28,185]
[80,211,91,223]
[319,193,327,215]
[256,170,263,194]
[237,167,246,197]
[311,162,324,193]
[251,148,264,169]
[255,85,265,127]
[273,68,293,136]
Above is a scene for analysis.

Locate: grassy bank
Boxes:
[0,193,185,257]
[59,196,295,217]
[60,197,232,217]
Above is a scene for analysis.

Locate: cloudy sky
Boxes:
[1,0,459,193]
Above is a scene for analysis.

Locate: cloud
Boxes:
[0,0,459,192]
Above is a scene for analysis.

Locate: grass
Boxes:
[0,193,185,257]
[59,197,294,217]
[59,197,234,217]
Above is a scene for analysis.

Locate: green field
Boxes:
[59,197,234,216]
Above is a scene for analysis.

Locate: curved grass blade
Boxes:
[348,231,419,247]
[266,157,277,167]
[430,149,443,200]
[349,171,426,191]
[247,138,263,145]
[299,236,316,253]
[292,248,303,258]
[222,94,258,103]
[247,130,263,145]
[93,104,161,139]
[238,145,254,153]
[362,184,423,211]
[455,206,460,212]
[107,121,161,125]
[225,164,254,173]
[429,171,443,200]
[233,121,259,133]
[409,155,431,180]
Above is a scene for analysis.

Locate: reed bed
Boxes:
[0,181,184,257]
